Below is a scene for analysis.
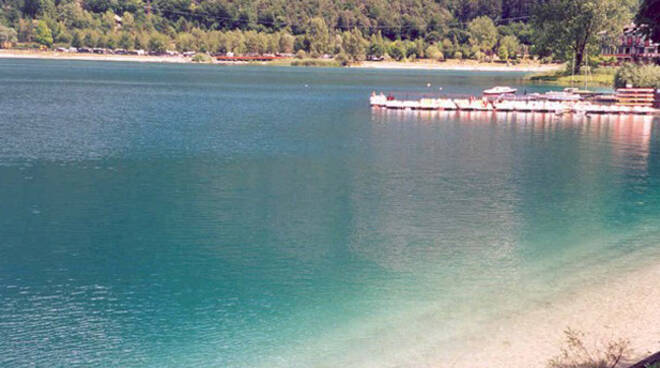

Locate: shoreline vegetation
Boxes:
[0,0,642,77]
[0,49,564,72]
[526,63,660,88]
[526,67,617,87]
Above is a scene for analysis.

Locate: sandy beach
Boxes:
[0,50,563,72]
[450,260,660,368]
[0,49,191,63]
[282,258,660,368]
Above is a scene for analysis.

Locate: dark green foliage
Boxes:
[34,20,52,46]
[1,0,547,42]
[532,0,628,73]
[387,42,405,61]
[0,0,637,64]
[614,63,660,88]
[636,0,660,42]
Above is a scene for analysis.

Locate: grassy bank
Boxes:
[525,66,616,87]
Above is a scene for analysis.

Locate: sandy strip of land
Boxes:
[448,260,660,368]
[0,49,191,63]
[354,60,563,72]
[0,50,563,72]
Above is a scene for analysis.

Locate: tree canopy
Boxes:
[0,0,641,66]
[532,0,629,73]
[636,0,660,42]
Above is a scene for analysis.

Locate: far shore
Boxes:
[353,60,564,72]
[0,49,563,72]
[0,49,191,64]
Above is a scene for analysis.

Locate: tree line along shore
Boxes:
[0,0,658,71]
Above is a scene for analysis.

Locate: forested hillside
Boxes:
[0,0,638,65]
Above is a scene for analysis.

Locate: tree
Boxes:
[175,32,195,51]
[533,0,626,74]
[56,29,72,44]
[35,20,53,46]
[101,10,116,31]
[368,33,385,58]
[307,17,329,55]
[342,29,367,61]
[148,32,169,53]
[0,25,18,44]
[121,12,135,31]
[387,42,405,61]
[468,16,498,54]
[636,0,660,42]
[425,44,443,60]
[69,30,81,47]
[118,32,133,49]
[497,45,508,61]
[17,18,34,42]
[278,32,294,53]
[499,35,520,60]
[441,38,455,58]
[134,33,145,50]
[83,31,97,47]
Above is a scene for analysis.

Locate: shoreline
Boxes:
[263,249,660,368]
[0,50,563,72]
[450,258,660,368]
[353,60,564,72]
[0,49,191,64]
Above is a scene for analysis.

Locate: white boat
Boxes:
[369,93,387,107]
[483,86,517,96]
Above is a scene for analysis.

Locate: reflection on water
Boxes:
[2,60,660,368]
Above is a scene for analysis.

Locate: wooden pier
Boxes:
[370,92,660,116]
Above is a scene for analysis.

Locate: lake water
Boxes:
[1,59,660,368]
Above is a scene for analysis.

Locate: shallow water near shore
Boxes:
[1,59,659,367]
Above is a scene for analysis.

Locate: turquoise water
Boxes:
[1,59,660,367]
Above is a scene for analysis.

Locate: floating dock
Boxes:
[370,89,660,116]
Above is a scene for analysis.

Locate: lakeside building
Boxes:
[601,24,660,64]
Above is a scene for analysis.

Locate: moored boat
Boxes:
[370,92,387,107]
[483,86,517,96]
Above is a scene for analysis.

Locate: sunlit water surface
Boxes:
[1,59,660,367]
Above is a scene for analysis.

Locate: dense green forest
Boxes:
[0,0,641,66]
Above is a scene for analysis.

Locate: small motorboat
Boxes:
[483,86,517,96]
